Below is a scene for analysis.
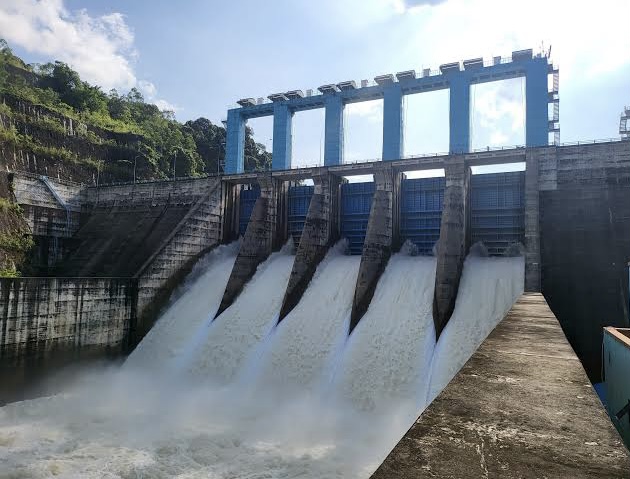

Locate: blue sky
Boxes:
[1,0,629,170]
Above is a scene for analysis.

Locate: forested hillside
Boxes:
[0,39,271,276]
[0,38,271,184]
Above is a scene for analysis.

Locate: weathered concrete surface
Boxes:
[11,172,85,238]
[524,150,541,291]
[0,277,136,403]
[539,140,630,381]
[216,174,286,317]
[279,173,340,321]
[133,182,224,339]
[433,158,470,337]
[350,166,398,332]
[10,172,86,272]
[371,293,630,479]
[56,177,222,278]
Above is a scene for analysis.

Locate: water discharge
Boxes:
[126,243,238,372]
[255,249,360,392]
[188,246,294,384]
[333,255,436,413]
[427,255,525,402]
[0,247,524,478]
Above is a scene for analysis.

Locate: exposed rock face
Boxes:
[0,171,32,275]
[0,94,149,184]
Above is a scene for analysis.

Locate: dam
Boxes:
[1,48,629,477]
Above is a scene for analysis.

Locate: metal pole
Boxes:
[173,150,177,180]
[133,155,138,184]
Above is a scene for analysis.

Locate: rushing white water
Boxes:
[333,254,436,413]
[0,250,524,479]
[188,246,294,384]
[427,255,525,403]
[126,243,238,372]
[255,248,360,392]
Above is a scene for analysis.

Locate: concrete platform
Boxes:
[371,293,630,478]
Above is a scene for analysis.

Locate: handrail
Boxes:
[86,137,627,187]
[39,175,71,235]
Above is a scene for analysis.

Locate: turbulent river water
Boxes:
[0,242,523,478]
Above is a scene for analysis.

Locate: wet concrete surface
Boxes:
[371,293,630,478]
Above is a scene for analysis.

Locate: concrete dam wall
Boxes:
[2,140,629,389]
[0,276,136,403]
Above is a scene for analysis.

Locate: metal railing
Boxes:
[230,54,556,109]
[86,137,627,187]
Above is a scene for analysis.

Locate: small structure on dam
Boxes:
[224,48,555,173]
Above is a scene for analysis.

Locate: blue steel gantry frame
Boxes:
[225,49,556,174]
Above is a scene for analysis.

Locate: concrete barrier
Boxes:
[433,158,470,338]
[524,150,541,291]
[350,165,399,333]
[0,277,137,403]
[216,174,286,317]
[279,173,340,321]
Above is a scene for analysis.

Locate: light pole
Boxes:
[133,155,140,184]
[172,149,177,180]
[219,141,225,175]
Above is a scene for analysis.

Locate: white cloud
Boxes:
[346,100,383,123]
[386,0,445,14]
[0,0,176,111]
[154,98,179,112]
[138,80,179,112]
[489,131,508,145]
[137,80,157,98]
[0,0,136,90]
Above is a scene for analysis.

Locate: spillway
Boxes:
[125,243,238,372]
[333,254,436,413]
[255,248,360,391]
[427,255,524,403]
[188,247,294,384]
[0,251,524,478]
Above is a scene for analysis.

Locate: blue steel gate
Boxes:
[340,182,375,255]
[238,184,260,236]
[470,171,525,255]
[287,185,314,247]
[400,177,445,254]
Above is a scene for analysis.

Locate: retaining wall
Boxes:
[538,141,630,381]
[0,276,136,403]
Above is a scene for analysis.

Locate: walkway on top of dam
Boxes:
[371,293,630,479]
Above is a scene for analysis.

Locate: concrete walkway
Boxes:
[371,293,630,478]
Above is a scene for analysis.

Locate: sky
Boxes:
[1,0,629,171]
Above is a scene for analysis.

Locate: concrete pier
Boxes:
[279,173,340,321]
[371,293,630,478]
[433,158,470,337]
[350,166,398,332]
[216,174,285,317]
[524,149,541,291]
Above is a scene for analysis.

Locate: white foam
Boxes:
[254,248,361,392]
[427,255,524,403]
[334,254,436,413]
[125,243,238,372]
[0,251,524,478]
[188,249,294,384]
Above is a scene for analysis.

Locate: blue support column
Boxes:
[225,108,245,174]
[324,95,344,166]
[382,84,404,161]
[449,73,471,154]
[272,103,293,170]
[525,59,549,147]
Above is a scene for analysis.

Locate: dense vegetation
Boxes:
[0,173,33,277]
[0,38,272,182]
[0,39,272,276]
